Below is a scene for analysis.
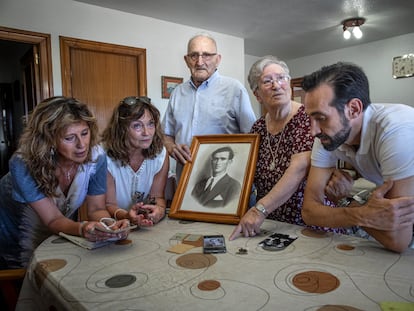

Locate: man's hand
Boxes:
[164,136,192,164]
[169,143,192,164]
[325,169,354,203]
[229,208,265,240]
[362,180,414,230]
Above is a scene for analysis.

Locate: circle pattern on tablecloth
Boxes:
[34,259,67,288]
[301,228,331,238]
[316,305,363,311]
[176,253,217,269]
[336,244,355,251]
[198,280,221,291]
[292,271,340,293]
[105,274,137,288]
[115,239,132,245]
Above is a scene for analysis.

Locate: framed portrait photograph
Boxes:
[161,76,183,99]
[169,134,260,224]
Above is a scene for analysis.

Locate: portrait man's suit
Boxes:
[191,174,241,207]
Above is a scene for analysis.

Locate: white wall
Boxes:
[244,54,262,117]
[0,0,246,117]
[2,0,413,114]
[246,33,414,108]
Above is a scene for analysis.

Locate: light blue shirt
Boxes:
[311,103,414,185]
[0,145,107,268]
[162,70,256,147]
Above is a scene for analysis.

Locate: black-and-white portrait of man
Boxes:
[191,146,241,207]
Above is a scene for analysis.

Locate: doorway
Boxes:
[0,27,53,176]
[60,36,147,132]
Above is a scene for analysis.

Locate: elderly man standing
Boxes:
[162,33,256,181]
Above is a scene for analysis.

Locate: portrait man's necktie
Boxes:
[205,177,214,191]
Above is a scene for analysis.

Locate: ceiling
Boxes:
[77,0,414,60]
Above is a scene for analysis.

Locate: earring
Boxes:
[50,147,56,161]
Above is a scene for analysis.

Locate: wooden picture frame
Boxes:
[161,76,183,99]
[169,134,260,224]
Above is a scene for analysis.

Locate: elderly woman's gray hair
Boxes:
[247,55,290,92]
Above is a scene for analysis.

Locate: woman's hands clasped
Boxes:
[129,202,166,227]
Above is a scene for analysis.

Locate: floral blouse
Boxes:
[250,105,346,234]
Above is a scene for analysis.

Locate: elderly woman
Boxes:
[230,56,348,240]
[0,96,130,269]
[102,96,169,226]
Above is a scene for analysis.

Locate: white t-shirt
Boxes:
[311,103,414,185]
[106,147,167,210]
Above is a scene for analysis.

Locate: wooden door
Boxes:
[21,46,41,117]
[290,77,304,103]
[0,27,53,175]
[0,27,53,102]
[60,36,147,132]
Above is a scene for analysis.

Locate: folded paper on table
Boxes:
[59,232,118,250]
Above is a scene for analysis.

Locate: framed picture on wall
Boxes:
[161,76,183,99]
[168,134,260,224]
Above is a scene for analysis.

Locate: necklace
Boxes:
[267,126,286,171]
[57,162,77,182]
[266,106,291,171]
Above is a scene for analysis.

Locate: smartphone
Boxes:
[203,235,227,254]
[96,224,137,233]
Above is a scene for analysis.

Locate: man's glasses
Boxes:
[187,52,217,61]
[261,74,291,88]
[122,96,151,106]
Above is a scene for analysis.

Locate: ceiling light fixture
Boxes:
[342,17,366,40]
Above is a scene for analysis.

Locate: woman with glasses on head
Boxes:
[0,96,130,269]
[102,96,169,226]
[230,56,350,240]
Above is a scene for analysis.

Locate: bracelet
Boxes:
[79,221,87,237]
[254,203,269,217]
[114,209,124,221]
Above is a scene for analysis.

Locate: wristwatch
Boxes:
[337,197,354,207]
[338,190,371,207]
[254,203,269,217]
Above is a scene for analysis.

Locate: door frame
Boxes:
[0,26,53,101]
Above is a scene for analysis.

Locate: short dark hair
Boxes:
[302,62,371,112]
[211,146,234,160]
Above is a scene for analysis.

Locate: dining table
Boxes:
[16,217,414,311]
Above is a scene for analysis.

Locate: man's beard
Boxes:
[317,118,351,151]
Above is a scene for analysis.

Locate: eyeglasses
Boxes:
[261,74,291,88]
[122,96,151,106]
[187,52,217,61]
[131,120,156,132]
